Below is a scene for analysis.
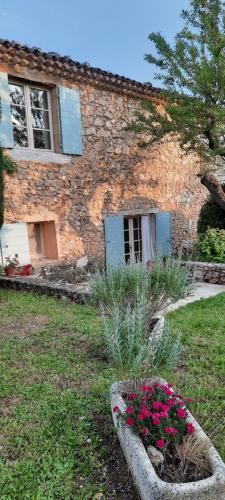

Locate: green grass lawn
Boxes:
[0,289,224,499]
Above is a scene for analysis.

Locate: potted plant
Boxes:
[111,377,225,499]
[4,254,19,277]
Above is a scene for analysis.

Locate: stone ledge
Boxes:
[0,276,90,304]
[185,261,225,285]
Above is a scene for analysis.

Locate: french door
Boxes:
[124,216,142,263]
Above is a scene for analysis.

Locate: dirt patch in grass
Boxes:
[0,314,49,339]
[92,414,139,499]
[0,395,22,416]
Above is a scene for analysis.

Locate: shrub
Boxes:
[90,256,192,316]
[195,228,225,263]
[90,257,190,370]
[103,298,182,370]
[197,188,225,234]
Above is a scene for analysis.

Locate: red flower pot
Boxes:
[4,267,16,277]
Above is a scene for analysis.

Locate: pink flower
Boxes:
[142,427,149,436]
[152,418,160,426]
[145,410,152,418]
[186,423,195,434]
[152,401,163,411]
[127,406,134,415]
[165,426,178,436]
[178,400,185,407]
[168,383,173,388]
[164,388,173,396]
[113,406,119,413]
[186,398,193,403]
[177,408,188,419]
[141,404,147,411]
[152,413,161,420]
[141,385,153,394]
[167,399,176,407]
[156,439,166,449]
[127,417,135,426]
[142,395,148,402]
[160,411,169,419]
[128,393,137,401]
[137,413,145,421]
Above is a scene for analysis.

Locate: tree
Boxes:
[130,0,225,211]
[0,147,17,229]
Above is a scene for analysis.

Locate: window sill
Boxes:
[9,149,72,164]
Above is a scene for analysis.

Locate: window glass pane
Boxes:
[33,129,51,149]
[31,109,50,130]
[12,127,28,148]
[124,242,130,255]
[134,240,140,254]
[9,84,25,105]
[124,218,128,231]
[133,228,140,241]
[133,218,138,229]
[11,105,27,128]
[30,89,48,109]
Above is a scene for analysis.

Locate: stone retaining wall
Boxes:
[186,261,225,284]
[0,276,89,304]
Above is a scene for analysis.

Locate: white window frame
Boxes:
[124,216,142,263]
[9,80,54,151]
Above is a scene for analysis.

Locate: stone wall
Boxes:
[3,67,208,262]
[186,261,225,284]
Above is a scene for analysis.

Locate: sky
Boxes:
[0,0,189,85]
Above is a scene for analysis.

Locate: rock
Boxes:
[76,255,88,268]
[147,445,164,466]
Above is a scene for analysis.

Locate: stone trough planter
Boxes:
[111,377,225,500]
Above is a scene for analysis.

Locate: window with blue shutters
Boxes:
[105,212,172,268]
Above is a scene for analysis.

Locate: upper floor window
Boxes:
[9,83,53,150]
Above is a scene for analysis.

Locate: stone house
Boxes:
[0,39,207,268]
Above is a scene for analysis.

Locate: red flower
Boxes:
[113,406,119,413]
[127,406,134,415]
[156,439,166,449]
[142,395,148,402]
[128,393,137,401]
[165,426,178,436]
[137,413,145,421]
[177,408,188,419]
[143,410,152,418]
[167,399,176,407]
[142,427,149,436]
[127,417,135,426]
[186,398,193,403]
[186,423,195,434]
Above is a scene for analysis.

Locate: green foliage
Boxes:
[90,258,190,370]
[90,257,191,316]
[129,0,225,167]
[0,147,17,229]
[195,228,225,261]
[198,188,225,233]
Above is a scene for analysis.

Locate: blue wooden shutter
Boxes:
[0,72,13,148]
[105,215,125,268]
[58,86,82,155]
[155,212,172,256]
[0,223,30,266]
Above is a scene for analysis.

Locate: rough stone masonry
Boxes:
[1,40,208,263]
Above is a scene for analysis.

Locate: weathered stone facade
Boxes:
[1,41,208,263]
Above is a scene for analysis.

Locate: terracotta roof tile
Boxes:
[0,39,162,101]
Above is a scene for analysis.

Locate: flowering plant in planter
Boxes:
[4,254,19,276]
[113,382,195,452]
